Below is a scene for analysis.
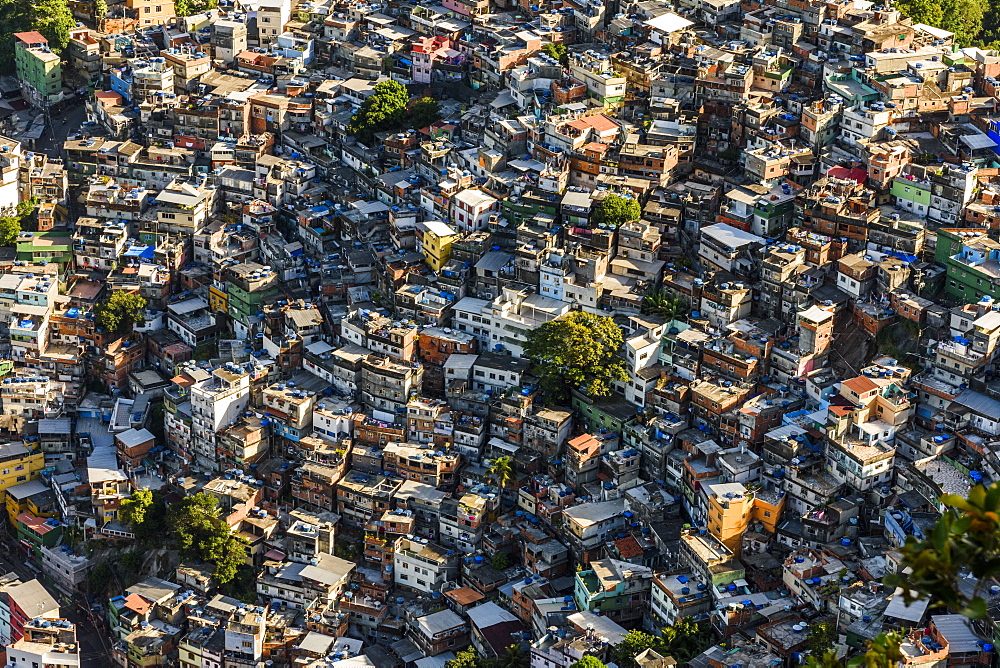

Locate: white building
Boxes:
[189,368,251,472]
[394,538,457,594]
[452,287,570,356]
[6,618,79,668]
[0,138,21,213]
[450,189,498,232]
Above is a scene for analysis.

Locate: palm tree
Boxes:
[641,289,688,320]
[499,644,529,668]
[488,455,513,490]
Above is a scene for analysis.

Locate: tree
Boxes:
[169,493,226,557]
[408,97,441,130]
[33,0,75,53]
[213,534,248,585]
[591,193,641,228]
[15,196,37,221]
[491,551,511,570]
[86,559,113,596]
[806,622,839,658]
[939,0,987,44]
[168,493,247,584]
[524,312,628,401]
[498,645,529,668]
[0,216,19,246]
[887,481,1000,623]
[120,488,166,543]
[660,618,714,664]
[445,647,484,668]
[568,658,605,668]
[611,630,662,668]
[120,550,143,574]
[542,42,568,65]
[93,0,108,22]
[95,291,147,333]
[120,488,154,530]
[641,289,688,320]
[348,80,410,144]
[893,0,944,26]
[806,632,903,668]
[488,455,513,489]
[174,0,218,17]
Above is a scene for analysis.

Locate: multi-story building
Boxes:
[14,32,62,108]
[189,368,251,472]
[574,559,653,628]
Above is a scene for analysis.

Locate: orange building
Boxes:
[705,481,784,556]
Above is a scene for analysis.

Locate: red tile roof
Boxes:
[842,376,879,395]
[123,592,152,616]
[13,32,47,45]
[615,535,644,559]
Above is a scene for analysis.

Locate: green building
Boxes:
[16,231,74,268]
[13,32,62,108]
[571,389,639,435]
[224,262,280,339]
[14,512,62,560]
[574,560,652,624]
[500,189,560,226]
[890,175,931,217]
[934,228,1000,303]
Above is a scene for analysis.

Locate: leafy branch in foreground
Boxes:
[886,482,1000,622]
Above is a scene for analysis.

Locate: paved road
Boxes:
[32,99,89,159]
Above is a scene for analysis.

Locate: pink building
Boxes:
[412,37,448,84]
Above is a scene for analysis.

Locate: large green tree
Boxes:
[120,488,154,529]
[409,97,441,130]
[523,312,628,401]
[174,0,219,17]
[120,488,167,543]
[168,492,247,584]
[95,291,147,333]
[348,80,410,144]
[611,630,661,668]
[0,216,19,246]
[939,0,987,44]
[893,0,944,26]
[542,42,568,65]
[568,658,605,668]
[33,0,75,53]
[445,648,482,668]
[612,622,713,668]
[894,0,988,45]
[591,194,641,228]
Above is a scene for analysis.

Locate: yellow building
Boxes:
[417,220,460,272]
[706,482,784,556]
[0,443,45,509]
[5,479,58,524]
[208,284,229,315]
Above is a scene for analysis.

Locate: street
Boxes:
[32,99,89,159]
